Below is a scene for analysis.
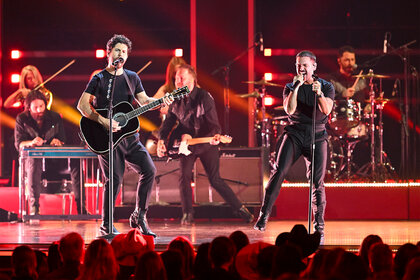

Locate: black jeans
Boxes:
[98,134,156,225]
[260,132,327,232]
[26,158,85,214]
[179,145,242,214]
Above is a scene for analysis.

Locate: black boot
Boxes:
[129,208,157,238]
[254,211,270,231]
[180,212,194,225]
[238,206,254,223]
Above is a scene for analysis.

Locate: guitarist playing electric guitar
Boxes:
[156,64,254,226]
[77,34,174,237]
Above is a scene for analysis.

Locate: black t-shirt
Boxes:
[283,77,335,126]
[84,69,144,109]
[328,71,368,103]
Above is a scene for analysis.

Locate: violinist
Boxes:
[4,65,52,109]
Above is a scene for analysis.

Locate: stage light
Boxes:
[11,101,22,108]
[264,73,273,81]
[174,48,183,57]
[96,49,106,58]
[264,48,272,56]
[263,95,274,106]
[11,50,21,59]
[11,74,20,84]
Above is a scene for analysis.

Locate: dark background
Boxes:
[1,0,419,179]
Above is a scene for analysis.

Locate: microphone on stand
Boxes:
[112,57,124,66]
[383,32,388,54]
[259,33,264,52]
[392,79,399,96]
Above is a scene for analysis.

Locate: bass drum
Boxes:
[329,99,361,136]
[326,135,344,181]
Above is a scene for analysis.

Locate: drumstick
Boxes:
[137,60,152,75]
[35,59,76,90]
[351,70,363,89]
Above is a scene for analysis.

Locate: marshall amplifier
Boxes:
[195,147,270,204]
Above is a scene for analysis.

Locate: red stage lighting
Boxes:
[11,74,20,84]
[175,48,183,57]
[264,48,272,56]
[11,50,21,59]
[96,49,106,58]
[264,73,273,81]
[12,101,22,108]
[263,96,274,106]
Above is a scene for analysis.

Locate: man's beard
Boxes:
[32,112,44,121]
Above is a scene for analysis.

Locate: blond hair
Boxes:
[19,65,43,90]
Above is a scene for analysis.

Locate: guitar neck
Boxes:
[125,98,164,120]
[186,137,214,146]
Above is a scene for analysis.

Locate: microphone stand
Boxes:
[308,85,318,234]
[100,66,118,240]
[212,38,261,134]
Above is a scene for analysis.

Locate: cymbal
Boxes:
[365,97,392,103]
[242,79,283,87]
[239,91,260,98]
[274,105,284,110]
[352,73,390,79]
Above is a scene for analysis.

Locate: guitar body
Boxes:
[80,102,139,154]
[79,86,190,155]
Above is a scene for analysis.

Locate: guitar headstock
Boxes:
[171,86,190,100]
[220,135,232,144]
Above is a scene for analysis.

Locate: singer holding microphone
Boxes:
[254,51,334,243]
[78,34,173,237]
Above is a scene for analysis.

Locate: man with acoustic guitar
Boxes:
[156,64,254,225]
[77,34,173,237]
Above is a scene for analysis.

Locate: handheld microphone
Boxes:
[112,57,124,66]
[383,33,388,54]
[259,33,264,52]
[291,74,305,90]
[352,63,358,70]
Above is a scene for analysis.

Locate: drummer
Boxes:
[328,46,368,104]
[4,65,52,109]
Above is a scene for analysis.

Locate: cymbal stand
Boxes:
[374,96,397,180]
[357,70,376,180]
[259,86,271,150]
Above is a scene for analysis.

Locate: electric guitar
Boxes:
[168,135,232,158]
[80,86,190,154]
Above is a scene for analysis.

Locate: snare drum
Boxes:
[329,99,361,136]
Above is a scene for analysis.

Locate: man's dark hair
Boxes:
[338,45,355,58]
[106,34,132,55]
[296,50,317,62]
[24,90,48,111]
[209,236,236,268]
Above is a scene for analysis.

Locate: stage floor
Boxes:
[0,219,419,253]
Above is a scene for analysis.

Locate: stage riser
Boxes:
[1,185,419,220]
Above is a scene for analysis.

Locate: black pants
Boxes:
[26,158,85,214]
[179,145,242,214]
[260,132,327,232]
[98,134,156,225]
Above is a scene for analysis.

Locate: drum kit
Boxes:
[241,70,397,182]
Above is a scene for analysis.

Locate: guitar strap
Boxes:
[123,70,142,107]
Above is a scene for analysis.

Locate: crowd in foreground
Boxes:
[2,224,420,280]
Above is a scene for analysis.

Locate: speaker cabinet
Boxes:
[122,158,183,205]
[195,147,269,205]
